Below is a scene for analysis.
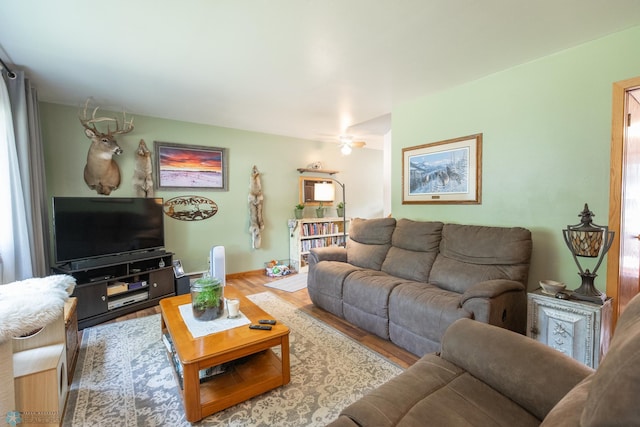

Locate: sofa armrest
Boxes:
[460,279,527,333]
[308,246,347,268]
[441,318,593,421]
[460,279,523,303]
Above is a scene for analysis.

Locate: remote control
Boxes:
[89,275,112,282]
[259,319,277,325]
[249,324,272,330]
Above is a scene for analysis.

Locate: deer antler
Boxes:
[111,109,134,135]
[79,98,134,135]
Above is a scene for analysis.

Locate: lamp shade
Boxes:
[568,229,604,257]
[314,182,334,202]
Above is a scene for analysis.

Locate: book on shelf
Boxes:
[301,221,340,237]
[163,333,230,386]
[300,236,346,252]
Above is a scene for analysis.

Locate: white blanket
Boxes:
[0,274,76,342]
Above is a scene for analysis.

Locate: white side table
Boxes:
[527,289,612,368]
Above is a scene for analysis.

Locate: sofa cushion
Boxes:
[388,282,471,355]
[441,318,593,421]
[439,224,532,266]
[381,247,438,283]
[381,219,442,282]
[335,353,540,427]
[307,260,361,317]
[389,321,441,356]
[389,219,443,252]
[579,293,640,426]
[347,217,396,270]
[343,271,407,339]
[430,224,532,293]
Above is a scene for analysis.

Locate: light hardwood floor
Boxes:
[103,270,419,368]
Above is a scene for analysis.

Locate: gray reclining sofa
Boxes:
[307,217,532,356]
[327,291,640,426]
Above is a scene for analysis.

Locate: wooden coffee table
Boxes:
[160,286,290,422]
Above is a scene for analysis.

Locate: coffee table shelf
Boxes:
[160,288,290,422]
[199,349,284,415]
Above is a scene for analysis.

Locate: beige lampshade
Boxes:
[314,182,334,202]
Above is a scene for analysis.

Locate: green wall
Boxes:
[40,104,383,274]
[392,25,640,292]
[41,24,640,288]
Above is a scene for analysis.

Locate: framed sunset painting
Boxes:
[154,141,228,190]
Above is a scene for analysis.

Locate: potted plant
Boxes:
[316,202,324,218]
[190,273,224,321]
[336,202,344,217]
[295,203,305,219]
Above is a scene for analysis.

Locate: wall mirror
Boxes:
[299,177,334,206]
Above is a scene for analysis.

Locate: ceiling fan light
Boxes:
[341,144,352,155]
[339,135,353,144]
[352,140,366,148]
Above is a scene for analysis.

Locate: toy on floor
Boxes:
[265,260,294,277]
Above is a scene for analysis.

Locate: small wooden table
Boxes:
[160,286,290,422]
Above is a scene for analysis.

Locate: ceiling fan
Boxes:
[338,135,366,155]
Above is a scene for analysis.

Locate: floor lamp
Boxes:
[314,179,347,247]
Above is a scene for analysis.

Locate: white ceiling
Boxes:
[2,1,640,150]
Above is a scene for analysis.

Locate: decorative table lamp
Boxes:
[314,179,347,246]
[562,204,614,304]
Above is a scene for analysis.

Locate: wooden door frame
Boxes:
[607,76,640,328]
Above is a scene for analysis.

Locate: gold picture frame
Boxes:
[402,133,482,204]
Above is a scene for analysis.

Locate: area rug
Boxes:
[264,272,308,293]
[63,291,403,426]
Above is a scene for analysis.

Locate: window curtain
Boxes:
[0,68,49,283]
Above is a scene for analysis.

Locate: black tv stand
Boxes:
[64,250,168,271]
[53,251,174,329]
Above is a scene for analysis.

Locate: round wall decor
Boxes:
[163,196,218,221]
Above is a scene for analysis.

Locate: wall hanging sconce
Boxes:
[562,203,614,304]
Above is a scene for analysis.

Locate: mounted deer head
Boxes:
[79,99,134,195]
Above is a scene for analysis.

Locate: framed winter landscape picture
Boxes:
[402,134,482,204]
[154,141,228,190]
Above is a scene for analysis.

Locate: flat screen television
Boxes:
[52,197,165,267]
